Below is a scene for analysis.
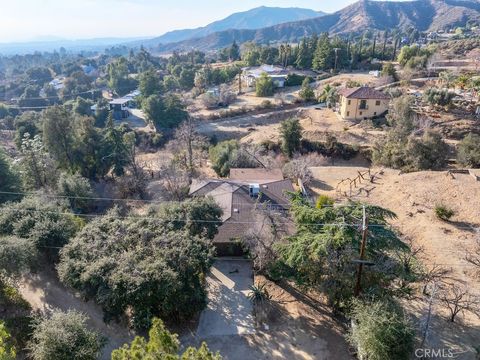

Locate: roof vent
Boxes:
[233,208,239,213]
[249,184,260,197]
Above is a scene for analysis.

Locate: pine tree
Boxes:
[295,38,312,69]
[312,33,334,71]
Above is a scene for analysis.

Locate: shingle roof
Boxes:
[189,170,294,244]
[338,87,389,100]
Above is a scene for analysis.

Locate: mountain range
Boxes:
[152,6,325,45]
[151,0,480,52]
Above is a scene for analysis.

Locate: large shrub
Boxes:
[56,173,94,213]
[457,133,480,167]
[0,149,22,204]
[0,197,79,257]
[373,130,448,172]
[58,205,219,329]
[28,310,104,360]
[348,300,414,360]
[255,72,274,97]
[209,140,259,177]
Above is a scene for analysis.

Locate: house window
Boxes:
[359,111,363,116]
[374,112,377,115]
[375,100,381,106]
[347,111,350,116]
[359,100,367,110]
[347,100,351,105]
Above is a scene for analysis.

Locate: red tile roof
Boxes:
[338,87,389,100]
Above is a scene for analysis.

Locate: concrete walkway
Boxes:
[197,259,254,337]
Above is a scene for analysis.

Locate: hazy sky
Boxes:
[0,0,366,42]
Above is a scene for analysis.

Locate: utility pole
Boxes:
[354,205,369,297]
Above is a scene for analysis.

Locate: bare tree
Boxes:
[244,203,289,272]
[282,153,329,185]
[168,118,208,178]
[440,283,480,323]
[466,229,480,275]
[159,162,191,201]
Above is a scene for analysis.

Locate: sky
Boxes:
[0,0,363,43]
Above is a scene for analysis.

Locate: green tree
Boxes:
[142,94,188,131]
[312,33,334,71]
[28,310,104,360]
[381,62,398,81]
[0,197,78,258]
[255,73,274,97]
[0,236,36,281]
[229,41,241,62]
[457,133,480,167]
[42,106,76,169]
[139,70,163,98]
[348,300,414,360]
[299,77,315,102]
[209,140,259,177]
[19,134,56,190]
[277,197,410,310]
[0,149,21,204]
[58,206,217,329]
[56,173,94,213]
[0,321,16,360]
[112,318,221,360]
[280,118,303,158]
[108,57,138,96]
[100,117,129,177]
[295,38,313,69]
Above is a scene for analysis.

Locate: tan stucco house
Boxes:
[337,87,389,121]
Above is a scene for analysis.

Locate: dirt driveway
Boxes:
[183,260,352,360]
[197,259,254,337]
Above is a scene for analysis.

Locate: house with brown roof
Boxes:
[337,86,389,121]
[189,168,294,256]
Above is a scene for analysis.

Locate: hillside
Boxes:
[155,0,480,51]
[149,6,325,45]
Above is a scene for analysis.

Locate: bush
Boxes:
[256,72,274,97]
[316,195,334,209]
[348,300,414,360]
[57,173,94,213]
[373,130,448,172]
[209,140,259,177]
[423,88,455,107]
[457,133,480,167]
[299,77,315,102]
[28,310,104,360]
[435,204,455,221]
[285,73,306,87]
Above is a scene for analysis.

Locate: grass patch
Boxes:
[435,204,455,221]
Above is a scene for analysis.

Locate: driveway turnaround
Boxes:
[197,259,254,337]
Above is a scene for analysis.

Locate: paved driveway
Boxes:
[197,259,254,337]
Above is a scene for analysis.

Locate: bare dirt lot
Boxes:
[310,166,480,359]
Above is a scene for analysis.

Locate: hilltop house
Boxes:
[337,86,389,121]
[109,89,141,120]
[189,168,294,256]
[242,65,290,88]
